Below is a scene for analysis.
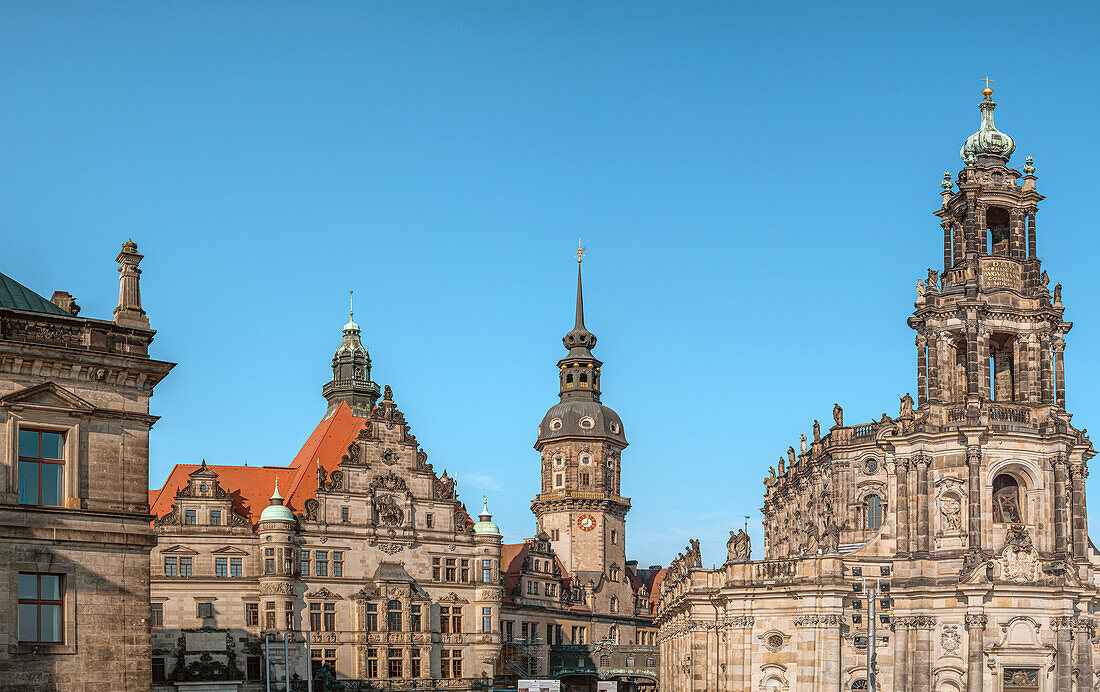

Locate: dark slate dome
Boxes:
[537,399,627,446]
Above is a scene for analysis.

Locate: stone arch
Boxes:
[759,663,789,692]
[987,458,1042,526]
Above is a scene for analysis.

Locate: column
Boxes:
[896,459,910,555]
[928,332,940,403]
[1054,617,1073,690]
[1077,618,1095,690]
[954,222,965,265]
[912,618,934,691]
[914,455,930,555]
[1012,338,1024,403]
[1026,334,1040,403]
[966,327,979,399]
[1040,333,1054,404]
[943,221,953,273]
[978,329,991,401]
[1052,454,1069,556]
[1070,463,1088,560]
[1027,209,1037,258]
[964,614,986,692]
[916,334,928,406]
[1009,209,1025,259]
[1054,340,1066,409]
[967,445,982,552]
[892,620,909,692]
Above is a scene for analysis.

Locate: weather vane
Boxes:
[576,238,586,264]
[349,290,354,320]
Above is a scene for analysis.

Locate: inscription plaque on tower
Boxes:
[981,258,1023,291]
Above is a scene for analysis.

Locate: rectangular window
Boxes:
[150,602,163,627]
[164,557,178,577]
[179,557,192,578]
[265,602,276,630]
[17,573,63,643]
[315,551,328,577]
[285,603,294,630]
[18,430,64,507]
[444,558,456,582]
[451,649,462,679]
[555,473,563,487]
[388,648,402,678]
[387,602,402,632]
[504,620,514,641]
[432,557,441,581]
[482,607,492,633]
[451,606,462,634]
[426,513,434,528]
[440,606,451,634]
[283,548,293,574]
[581,472,590,485]
[578,626,586,644]
[323,602,335,631]
[197,602,213,618]
[265,558,275,574]
[365,602,378,631]
[522,622,529,641]
[300,550,310,576]
[482,559,492,583]
[411,604,421,632]
[152,657,166,682]
[210,510,222,525]
[460,559,469,582]
[309,602,321,632]
[246,603,259,627]
[366,648,378,678]
[230,557,242,578]
[310,648,338,678]
[411,648,421,677]
[441,649,452,678]
[185,509,196,525]
[341,507,349,522]
[333,551,343,577]
[247,656,261,681]
[611,529,617,544]
[215,557,228,578]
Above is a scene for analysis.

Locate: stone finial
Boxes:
[941,171,953,190]
[1023,155,1036,175]
[113,239,149,328]
[50,291,80,316]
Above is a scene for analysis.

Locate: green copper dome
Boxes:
[472,498,501,537]
[960,88,1016,165]
[259,477,296,523]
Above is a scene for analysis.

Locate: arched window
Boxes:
[609,625,619,643]
[565,373,573,384]
[864,495,884,530]
[386,600,402,631]
[579,372,588,384]
[610,597,618,613]
[993,474,1023,523]
[852,681,868,690]
[600,655,610,667]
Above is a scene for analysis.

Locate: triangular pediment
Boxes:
[211,546,250,555]
[161,545,200,555]
[0,382,94,412]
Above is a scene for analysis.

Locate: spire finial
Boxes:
[349,290,354,321]
[576,238,586,264]
[981,76,994,96]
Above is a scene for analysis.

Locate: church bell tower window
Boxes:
[992,474,1023,523]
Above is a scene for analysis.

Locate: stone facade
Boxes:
[149,315,501,690]
[0,242,174,692]
[657,90,1100,692]
[495,261,661,692]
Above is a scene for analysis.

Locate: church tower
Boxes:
[532,251,630,585]
[321,294,381,416]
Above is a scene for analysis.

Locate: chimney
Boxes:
[113,240,149,328]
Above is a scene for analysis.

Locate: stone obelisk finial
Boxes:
[113,239,149,328]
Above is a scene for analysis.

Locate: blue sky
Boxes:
[3,2,1100,567]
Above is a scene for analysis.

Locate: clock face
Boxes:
[577,514,597,531]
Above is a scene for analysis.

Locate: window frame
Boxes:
[150,602,164,627]
[17,429,65,507]
[17,572,64,644]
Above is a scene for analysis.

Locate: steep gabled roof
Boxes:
[149,464,298,526]
[0,272,68,315]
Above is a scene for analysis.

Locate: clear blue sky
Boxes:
[3,2,1100,567]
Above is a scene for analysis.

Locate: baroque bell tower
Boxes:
[532,248,630,585]
[322,291,382,416]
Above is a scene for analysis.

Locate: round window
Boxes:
[864,458,878,475]
[549,418,563,431]
[579,416,595,430]
[609,421,621,434]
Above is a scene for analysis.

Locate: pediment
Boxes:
[0,382,94,412]
[161,545,200,555]
[211,546,250,555]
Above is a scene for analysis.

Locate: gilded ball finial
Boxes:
[980,76,994,98]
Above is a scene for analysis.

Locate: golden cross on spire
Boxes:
[576,238,586,264]
[981,76,994,88]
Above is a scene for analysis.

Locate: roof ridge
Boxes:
[0,271,69,316]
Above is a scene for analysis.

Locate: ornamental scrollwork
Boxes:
[260,581,294,595]
[370,472,408,492]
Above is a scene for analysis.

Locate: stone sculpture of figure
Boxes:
[813,419,821,442]
[927,268,939,291]
[833,403,843,428]
[1054,283,1062,304]
[316,463,327,491]
[727,529,751,562]
[1041,270,1050,289]
[900,392,914,417]
[373,494,405,526]
[940,495,962,532]
[917,279,925,297]
[777,456,785,475]
[800,434,808,453]
[690,539,702,567]
[767,467,776,485]
[787,446,796,465]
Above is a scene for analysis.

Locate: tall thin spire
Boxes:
[563,242,597,353]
